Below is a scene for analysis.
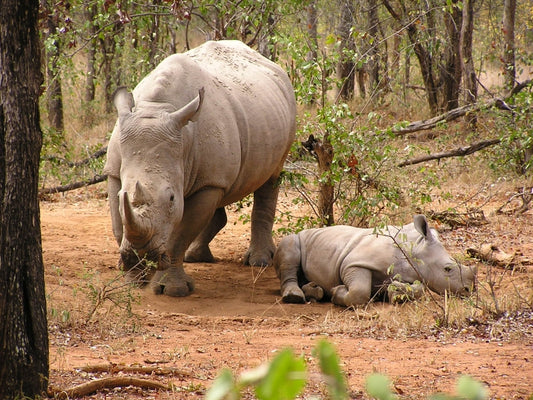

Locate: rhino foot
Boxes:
[281,286,306,304]
[150,269,195,297]
[302,282,324,302]
[184,245,215,263]
[244,247,274,267]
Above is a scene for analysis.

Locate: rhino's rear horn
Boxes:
[169,87,205,130]
[133,181,152,206]
[121,191,151,248]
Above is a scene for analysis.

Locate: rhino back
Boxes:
[126,40,296,203]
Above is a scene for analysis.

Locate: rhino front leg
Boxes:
[154,189,224,297]
[185,207,227,263]
[331,266,372,307]
[273,234,306,303]
[244,177,279,266]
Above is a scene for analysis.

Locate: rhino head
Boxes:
[113,87,204,267]
[399,215,476,296]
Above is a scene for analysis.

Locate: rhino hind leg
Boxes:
[273,234,306,304]
[244,178,279,266]
[184,207,227,263]
[332,266,373,307]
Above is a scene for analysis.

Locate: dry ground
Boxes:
[42,185,532,399]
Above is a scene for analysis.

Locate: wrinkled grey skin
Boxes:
[273,215,476,307]
[104,41,296,297]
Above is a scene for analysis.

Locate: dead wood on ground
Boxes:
[48,377,173,399]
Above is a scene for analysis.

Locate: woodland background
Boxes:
[39,0,532,227]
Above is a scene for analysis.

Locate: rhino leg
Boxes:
[244,178,279,266]
[273,234,306,303]
[154,189,224,297]
[331,266,372,307]
[184,207,227,263]
[302,282,324,302]
[108,175,124,246]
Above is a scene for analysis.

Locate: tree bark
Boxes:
[367,0,380,93]
[502,0,516,90]
[383,0,439,116]
[460,0,477,128]
[84,1,97,104]
[0,0,49,398]
[336,0,356,100]
[440,0,462,111]
[41,0,64,132]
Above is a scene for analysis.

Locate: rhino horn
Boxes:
[121,191,150,248]
[133,181,152,206]
[169,87,204,130]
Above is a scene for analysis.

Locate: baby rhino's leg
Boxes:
[273,234,306,303]
[331,266,372,307]
[302,282,324,302]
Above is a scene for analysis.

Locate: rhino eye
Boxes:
[170,194,175,202]
[444,266,452,272]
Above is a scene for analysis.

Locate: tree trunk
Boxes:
[460,0,477,128]
[440,0,462,111]
[502,0,516,90]
[41,0,64,132]
[337,0,356,100]
[84,1,97,104]
[383,0,439,116]
[0,0,49,398]
[367,0,380,93]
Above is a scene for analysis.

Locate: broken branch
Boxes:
[39,174,108,196]
[398,139,500,167]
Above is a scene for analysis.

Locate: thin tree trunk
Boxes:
[383,0,439,116]
[41,0,64,132]
[460,0,477,128]
[367,0,380,93]
[85,1,97,104]
[502,0,516,90]
[440,0,462,111]
[0,0,49,398]
[337,0,356,100]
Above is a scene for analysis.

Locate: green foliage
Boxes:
[206,340,489,400]
[205,348,306,400]
[487,87,533,175]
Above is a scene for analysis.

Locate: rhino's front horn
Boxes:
[121,191,151,248]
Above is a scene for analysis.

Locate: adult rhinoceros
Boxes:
[273,215,476,307]
[104,40,296,297]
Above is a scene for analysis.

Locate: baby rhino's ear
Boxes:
[413,214,434,241]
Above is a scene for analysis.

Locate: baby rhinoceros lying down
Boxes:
[273,215,476,307]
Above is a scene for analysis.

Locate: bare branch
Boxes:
[398,139,501,167]
[39,174,107,196]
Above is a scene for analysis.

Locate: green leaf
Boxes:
[205,369,238,400]
[456,375,488,400]
[255,348,306,400]
[365,374,397,400]
[313,340,348,400]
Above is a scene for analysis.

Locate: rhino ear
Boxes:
[113,86,135,116]
[169,87,204,130]
[413,214,433,240]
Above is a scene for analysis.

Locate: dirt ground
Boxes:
[42,187,532,399]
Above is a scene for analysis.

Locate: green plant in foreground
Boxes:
[206,340,488,400]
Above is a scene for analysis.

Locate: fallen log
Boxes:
[398,139,501,167]
[48,377,173,399]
